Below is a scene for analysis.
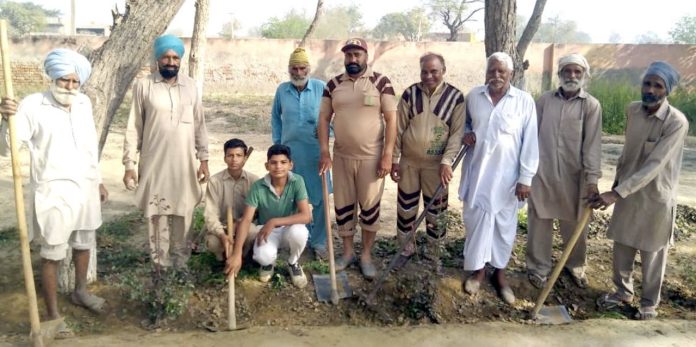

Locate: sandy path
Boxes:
[10,320,688,347]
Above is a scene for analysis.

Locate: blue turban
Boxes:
[644,61,680,95]
[154,34,185,59]
[43,48,92,85]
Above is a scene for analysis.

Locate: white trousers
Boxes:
[253,224,308,266]
[462,203,518,271]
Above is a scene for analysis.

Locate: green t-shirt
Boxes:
[245,173,308,225]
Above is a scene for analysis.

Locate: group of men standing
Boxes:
[0,34,688,330]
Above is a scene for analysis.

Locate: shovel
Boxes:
[364,144,469,306]
[530,207,592,324]
[0,19,52,347]
[226,207,237,330]
[312,172,352,303]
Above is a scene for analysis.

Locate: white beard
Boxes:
[560,76,584,93]
[290,75,308,88]
[50,84,78,106]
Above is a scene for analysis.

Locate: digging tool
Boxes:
[365,144,469,305]
[0,19,48,347]
[531,207,593,324]
[226,207,237,330]
[313,172,352,303]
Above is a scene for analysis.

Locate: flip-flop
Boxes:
[528,272,547,289]
[634,306,658,320]
[596,292,632,310]
[463,276,481,295]
[71,292,106,315]
[41,318,74,340]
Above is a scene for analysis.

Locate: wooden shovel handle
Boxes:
[226,207,236,330]
[0,20,43,346]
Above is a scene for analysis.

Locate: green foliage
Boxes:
[119,268,194,324]
[669,16,696,44]
[260,9,310,39]
[0,1,60,37]
[587,79,696,135]
[371,7,430,41]
[517,209,528,233]
[633,31,666,44]
[303,260,329,274]
[586,79,639,135]
[669,89,696,136]
[0,226,18,246]
[527,15,591,44]
[219,18,241,39]
[313,5,364,39]
[436,210,464,234]
[97,212,148,272]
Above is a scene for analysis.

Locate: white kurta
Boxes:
[0,92,102,245]
[458,85,538,270]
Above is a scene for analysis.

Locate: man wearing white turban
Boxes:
[458,52,538,304]
[0,48,108,330]
[590,61,688,320]
[526,53,602,289]
[122,35,209,270]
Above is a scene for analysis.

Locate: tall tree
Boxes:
[531,15,591,44]
[372,8,431,41]
[300,0,324,47]
[634,31,666,44]
[428,0,483,41]
[189,0,209,97]
[219,18,241,39]
[313,5,364,39]
[260,10,310,39]
[84,0,187,156]
[484,0,547,88]
[669,16,696,44]
[0,1,60,37]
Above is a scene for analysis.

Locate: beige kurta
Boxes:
[1,92,102,244]
[608,100,689,252]
[122,72,209,217]
[529,89,602,221]
[204,168,259,236]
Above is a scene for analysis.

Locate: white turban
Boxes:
[43,48,92,84]
[558,53,590,77]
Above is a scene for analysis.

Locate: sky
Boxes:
[15,0,694,43]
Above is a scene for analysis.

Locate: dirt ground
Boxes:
[1,96,695,346]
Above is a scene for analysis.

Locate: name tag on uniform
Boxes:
[363,94,375,106]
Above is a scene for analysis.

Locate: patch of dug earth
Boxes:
[2,205,696,344]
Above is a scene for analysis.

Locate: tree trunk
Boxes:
[299,0,324,48]
[84,0,186,158]
[189,0,209,97]
[58,0,185,292]
[484,0,546,89]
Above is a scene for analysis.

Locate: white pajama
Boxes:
[253,224,308,266]
[462,203,519,270]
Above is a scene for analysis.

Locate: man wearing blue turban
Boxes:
[1,48,108,333]
[591,61,689,320]
[122,34,209,270]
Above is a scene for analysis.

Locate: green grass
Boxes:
[586,79,696,135]
[586,79,639,135]
[304,260,329,274]
[590,311,628,320]
[97,212,148,273]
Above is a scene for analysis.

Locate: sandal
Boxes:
[596,292,632,310]
[634,306,658,320]
[392,253,413,271]
[41,318,74,340]
[528,272,547,289]
[565,268,588,289]
[71,292,106,315]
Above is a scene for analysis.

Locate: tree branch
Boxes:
[516,0,547,58]
[300,0,324,48]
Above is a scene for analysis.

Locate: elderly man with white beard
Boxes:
[1,49,108,337]
[459,52,538,304]
[271,47,331,260]
[526,53,603,289]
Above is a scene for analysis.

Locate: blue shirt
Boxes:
[271,79,326,147]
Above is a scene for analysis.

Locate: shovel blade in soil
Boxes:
[313,271,352,302]
[534,306,573,325]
